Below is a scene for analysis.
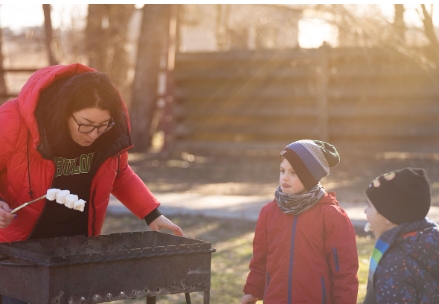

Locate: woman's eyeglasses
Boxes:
[71,115,115,134]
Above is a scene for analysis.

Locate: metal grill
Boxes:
[0,231,215,304]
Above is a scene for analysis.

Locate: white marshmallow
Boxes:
[65,194,79,209]
[46,188,61,201]
[56,190,70,205]
[73,199,86,212]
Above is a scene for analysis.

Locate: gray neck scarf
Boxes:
[275,183,325,215]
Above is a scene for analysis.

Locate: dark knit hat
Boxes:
[279,139,340,190]
[366,167,431,224]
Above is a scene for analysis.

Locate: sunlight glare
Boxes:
[0,4,87,31]
[299,18,338,48]
[0,4,437,48]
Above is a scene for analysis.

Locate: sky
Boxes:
[0,3,438,49]
[0,4,88,31]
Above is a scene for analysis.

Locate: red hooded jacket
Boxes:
[243,192,358,303]
[0,64,160,242]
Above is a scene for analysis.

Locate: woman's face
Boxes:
[279,158,306,195]
[68,107,112,146]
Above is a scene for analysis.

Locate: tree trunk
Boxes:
[160,4,178,157]
[0,24,7,104]
[85,5,134,96]
[130,5,171,151]
[107,4,135,98]
[85,4,107,71]
[393,4,405,44]
[42,4,58,65]
[420,5,439,47]
[419,4,439,63]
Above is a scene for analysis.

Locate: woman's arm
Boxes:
[111,152,160,218]
[0,99,20,173]
[112,152,182,236]
[0,99,22,207]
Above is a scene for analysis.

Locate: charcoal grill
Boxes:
[0,231,215,304]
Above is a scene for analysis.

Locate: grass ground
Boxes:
[102,213,375,304]
[101,146,439,303]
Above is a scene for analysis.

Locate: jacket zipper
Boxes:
[321,277,326,304]
[90,152,121,236]
[332,247,339,271]
[263,272,270,300]
[90,188,97,236]
[287,216,299,304]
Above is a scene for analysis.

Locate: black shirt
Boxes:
[29,136,95,239]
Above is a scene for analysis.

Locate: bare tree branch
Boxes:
[42,4,58,65]
[393,4,405,44]
[420,4,439,50]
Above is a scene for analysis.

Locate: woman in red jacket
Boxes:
[242,140,358,304]
[0,64,184,303]
[0,64,183,304]
[0,64,183,240]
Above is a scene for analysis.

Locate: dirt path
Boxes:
[128,148,439,205]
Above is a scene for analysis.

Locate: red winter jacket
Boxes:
[243,192,358,303]
[0,64,160,243]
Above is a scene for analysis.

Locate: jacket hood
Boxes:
[18,64,97,149]
[17,64,132,159]
[318,191,338,205]
[395,219,439,277]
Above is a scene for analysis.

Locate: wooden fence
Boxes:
[172,47,439,153]
[0,68,39,103]
[2,48,439,154]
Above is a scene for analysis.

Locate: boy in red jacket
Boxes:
[242,140,358,304]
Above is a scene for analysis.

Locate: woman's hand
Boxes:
[241,294,259,304]
[0,201,15,228]
[149,215,184,236]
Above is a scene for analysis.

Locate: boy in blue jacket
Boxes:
[363,167,439,303]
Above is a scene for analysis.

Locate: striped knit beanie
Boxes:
[280,139,340,191]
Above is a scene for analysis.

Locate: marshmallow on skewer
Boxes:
[65,194,79,209]
[46,188,61,201]
[74,199,86,212]
[47,188,85,212]
[56,190,70,205]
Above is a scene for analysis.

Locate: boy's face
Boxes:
[279,158,306,195]
[364,198,394,239]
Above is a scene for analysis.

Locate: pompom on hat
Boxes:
[279,139,340,191]
[366,167,431,224]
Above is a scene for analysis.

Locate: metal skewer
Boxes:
[10,195,47,214]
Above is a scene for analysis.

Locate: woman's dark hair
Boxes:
[36,72,129,156]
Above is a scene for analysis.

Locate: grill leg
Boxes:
[185,293,191,304]
[146,296,156,304]
[203,289,210,304]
